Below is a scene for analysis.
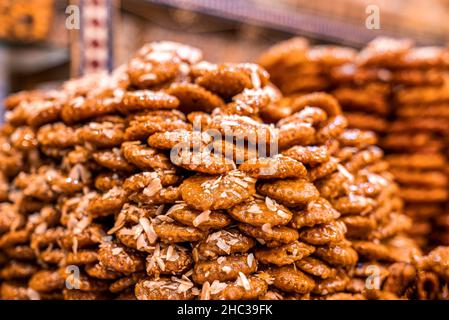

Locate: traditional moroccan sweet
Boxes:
[0,40,447,301]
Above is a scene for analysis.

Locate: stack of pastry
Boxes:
[261,37,449,249]
[330,55,391,135]
[0,40,444,300]
[353,38,449,248]
[364,39,449,248]
[257,38,354,96]
[259,39,449,299]
[259,37,391,135]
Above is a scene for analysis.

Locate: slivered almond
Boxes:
[155,204,165,216]
[73,216,91,234]
[261,223,272,234]
[210,280,227,295]
[166,203,186,216]
[27,288,41,300]
[177,281,194,293]
[139,217,158,244]
[265,197,277,211]
[166,245,174,261]
[233,178,248,188]
[200,282,211,300]
[337,164,354,182]
[217,256,226,264]
[136,233,147,250]
[221,266,232,273]
[142,177,162,197]
[193,210,211,227]
[277,209,290,219]
[247,204,263,214]
[238,272,251,290]
[247,253,254,267]
[111,247,123,255]
[133,224,144,239]
[72,237,79,255]
[216,238,231,254]
[108,212,126,234]
[156,257,166,271]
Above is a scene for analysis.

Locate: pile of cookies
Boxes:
[260,37,449,249]
[343,39,449,248]
[259,43,448,299]
[331,44,392,135]
[259,38,391,135]
[0,41,448,300]
[258,38,357,96]
[370,39,449,247]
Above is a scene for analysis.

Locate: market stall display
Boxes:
[1,41,449,300]
[260,37,449,250]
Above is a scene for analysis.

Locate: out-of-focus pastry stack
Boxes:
[361,39,449,248]
[260,38,449,299]
[259,37,391,136]
[330,48,392,136]
[261,37,449,250]
[259,38,357,96]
